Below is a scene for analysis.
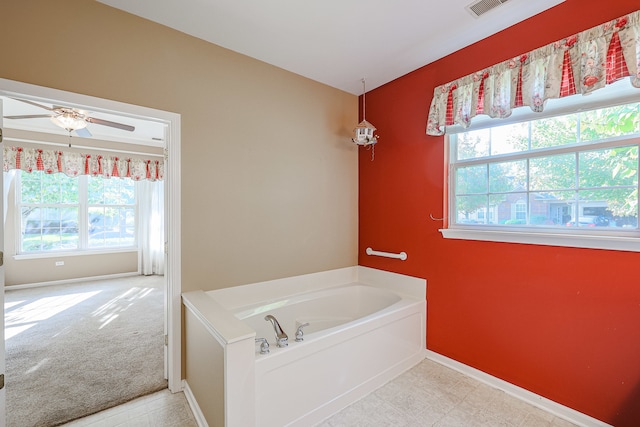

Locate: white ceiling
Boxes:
[98,0,565,95]
[1,95,167,146]
[2,0,565,144]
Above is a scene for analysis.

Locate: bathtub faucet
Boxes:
[255,337,270,354]
[264,315,288,347]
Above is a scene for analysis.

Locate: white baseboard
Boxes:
[183,380,209,427]
[4,272,141,290]
[425,350,613,427]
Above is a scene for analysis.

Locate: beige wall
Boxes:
[1,1,358,291]
[185,308,225,427]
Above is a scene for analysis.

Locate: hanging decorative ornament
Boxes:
[351,78,379,147]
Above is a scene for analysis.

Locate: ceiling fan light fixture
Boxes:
[50,111,87,131]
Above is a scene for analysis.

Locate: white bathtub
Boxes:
[235,284,402,339]
[182,266,426,427]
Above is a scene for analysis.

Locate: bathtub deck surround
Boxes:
[182,266,427,427]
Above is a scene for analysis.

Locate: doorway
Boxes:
[0,78,182,416]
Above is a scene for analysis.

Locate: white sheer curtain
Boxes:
[3,170,16,226]
[137,180,165,275]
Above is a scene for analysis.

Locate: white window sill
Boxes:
[440,228,640,252]
[13,248,138,260]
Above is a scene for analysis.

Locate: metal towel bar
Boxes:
[365,247,407,261]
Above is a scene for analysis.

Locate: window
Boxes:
[18,171,136,253]
[446,101,640,250]
[514,200,527,223]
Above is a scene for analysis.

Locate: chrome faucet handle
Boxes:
[295,322,310,342]
[255,337,270,354]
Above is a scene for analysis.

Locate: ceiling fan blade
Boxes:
[4,114,53,119]
[85,116,135,132]
[75,127,92,138]
[12,98,54,111]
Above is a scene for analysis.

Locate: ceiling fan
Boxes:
[4,98,135,137]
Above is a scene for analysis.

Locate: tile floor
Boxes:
[62,389,197,427]
[318,359,579,427]
[63,358,579,427]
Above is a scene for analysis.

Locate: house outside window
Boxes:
[18,171,136,253]
[449,101,639,235]
[514,200,527,223]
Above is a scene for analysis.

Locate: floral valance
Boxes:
[3,146,164,181]
[426,10,640,136]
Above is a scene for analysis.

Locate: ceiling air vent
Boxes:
[466,0,510,18]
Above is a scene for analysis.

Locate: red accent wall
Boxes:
[358,1,640,425]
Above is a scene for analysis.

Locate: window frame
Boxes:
[15,171,138,256]
[441,107,640,252]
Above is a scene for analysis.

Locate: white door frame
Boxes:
[0,78,182,393]
[1,94,7,425]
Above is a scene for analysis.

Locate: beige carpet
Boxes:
[5,275,167,427]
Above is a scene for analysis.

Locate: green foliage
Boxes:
[580,103,640,141]
[530,154,576,191]
[455,129,490,160]
[531,115,578,148]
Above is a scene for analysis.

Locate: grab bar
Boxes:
[366,247,407,261]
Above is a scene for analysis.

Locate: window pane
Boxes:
[456,165,487,194]
[530,154,576,191]
[579,146,638,188]
[59,175,79,203]
[89,206,106,235]
[490,122,529,155]
[529,191,576,226]
[123,207,136,246]
[89,207,135,248]
[580,103,640,142]
[450,100,640,237]
[18,172,137,253]
[489,160,527,193]
[485,193,529,225]
[455,129,490,160]
[513,196,527,224]
[21,173,42,203]
[89,176,136,205]
[88,176,104,204]
[40,173,78,204]
[576,188,638,228]
[488,195,506,224]
[21,171,78,204]
[531,114,578,149]
[120,179,136,204]
[455,195,487,224]
[21,206,78,252]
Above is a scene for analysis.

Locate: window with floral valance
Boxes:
[3,144,164,272]
[426,10,640,136]
[2,146,164,181]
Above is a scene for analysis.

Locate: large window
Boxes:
[448,101,639,239]
[18,171,136,253]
